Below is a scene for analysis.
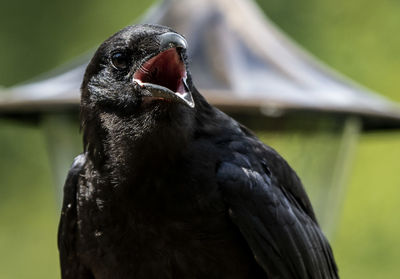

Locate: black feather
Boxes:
[58,24,338,279]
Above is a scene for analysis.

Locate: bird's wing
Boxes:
[217,139,338,279]
[58,154,91,279]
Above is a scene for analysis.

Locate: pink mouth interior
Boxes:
[133,48,186,94]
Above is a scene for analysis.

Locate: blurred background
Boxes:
[1,0,400,278]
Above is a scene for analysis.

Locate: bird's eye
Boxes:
[111,52,129,70]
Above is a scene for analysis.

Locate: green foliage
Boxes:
[1,0,400,278]
[0,121,59,278]
[334,132,400,278]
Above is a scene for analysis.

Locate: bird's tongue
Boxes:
[133,48,186,94]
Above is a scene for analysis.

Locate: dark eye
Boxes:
[111,52,129,70]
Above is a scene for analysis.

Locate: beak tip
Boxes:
[159,32,188,51]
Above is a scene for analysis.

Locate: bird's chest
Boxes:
[77,212,193,278]
[75,176,259,279]
[76,197,246,278]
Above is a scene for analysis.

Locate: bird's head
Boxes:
[82,24,195,111]
[81,24,203,161]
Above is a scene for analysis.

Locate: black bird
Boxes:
[58,24,339,279]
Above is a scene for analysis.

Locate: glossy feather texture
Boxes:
[58,24,339,279]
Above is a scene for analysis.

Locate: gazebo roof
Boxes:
[1,0,400,129]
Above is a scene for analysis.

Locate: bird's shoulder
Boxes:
[213,122,316,220]
[59,153,86,225]
[213,123,338,278]
[58,154,92,278]
[58,154,86,246]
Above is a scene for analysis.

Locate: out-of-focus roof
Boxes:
[1,0,400,129]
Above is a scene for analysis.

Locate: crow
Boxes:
[58,24,339,279]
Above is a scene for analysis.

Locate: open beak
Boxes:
[133,32,195,108]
